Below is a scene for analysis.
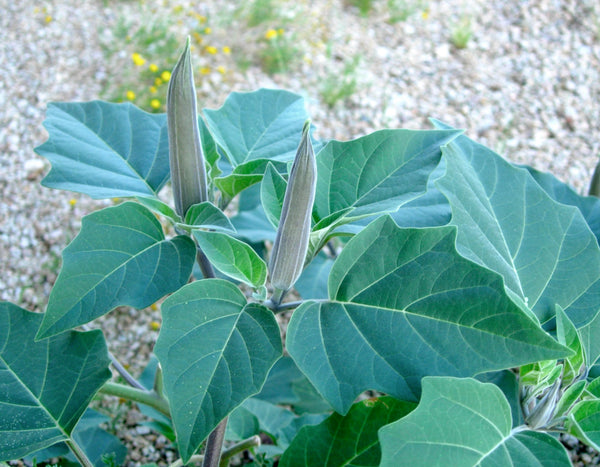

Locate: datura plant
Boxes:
[3,39,600,467]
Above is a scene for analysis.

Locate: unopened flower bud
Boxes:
[167,37,208,218]
[269,120,316,302]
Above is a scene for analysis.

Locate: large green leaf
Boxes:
[36,101,169,198]
[280,397,415,467]
[153,280,282,463]
[435,133,600,330]
[203,89,309,167]
[312,129,460,222]
[230,184,277,243]
[193,231,267,287]
[183,201,236,233]
[287,216,569,414]
[0,303,111,460]
[37,202,195,339]
[378,377,571,466]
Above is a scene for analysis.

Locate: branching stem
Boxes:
[99,381,170,418]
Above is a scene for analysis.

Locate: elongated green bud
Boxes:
[269,120,316,302]
[167,37,208,218]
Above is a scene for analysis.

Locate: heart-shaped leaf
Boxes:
[566,400,600,451]
[183,201,235,233]
[37,101,169,198]
[37,202,195,338]
[0,303,111,460]
[203,89,309,167]
[378,377,572,466]
[287,216,570,414]
[154,280,282,462]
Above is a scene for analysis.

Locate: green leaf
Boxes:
[183,201,235,233]
[587,377,600,398]
[287,216,570,414]
[379,377,572,466]
[0,303,111,460]
[204,89,309,167]
[255,356,332,414]
[241,398,326,449]
[261,162,287,229]
[36,101,169,198]
[555,380,586,419]
[566,399,600,451]
[476,370,523,428]
[556,305,585,384]
[313,129,460,221]
[193,231,267,287]
[153,280,282,462]
[37,202,195,338]
[280,397,415,467]
[436,133,600,331]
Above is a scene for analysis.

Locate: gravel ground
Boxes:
[1,0,600,465]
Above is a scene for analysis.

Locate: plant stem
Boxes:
[99,381,170,418]
[65,439,94,467]
[197,249,216,278]
[219,435,261,467]
[202,417,228,467]
[168,435,260,467]
[109,352,146,390]
[265,298,302,313]
[154,362,165,398]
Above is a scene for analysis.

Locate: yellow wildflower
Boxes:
[265,29,278,40]
[69,198,77,206]
[150,99,161,109]
[150,303,158,311]
[193,32,203,43]
[199,66,211,75]
[421,8,430,19]
[204,27,212,34]
[150,320,161,330]
[161,70,171,82]
[45,15,52,23]
[216,65,226,74]
[149,63,159,72]
[132,53,146,66]
[149,86,158,93]
[222,46,231,55]
[33,6,40,13]
[126,90,136,100]
[155,77,163,86]
[205,45,217,55]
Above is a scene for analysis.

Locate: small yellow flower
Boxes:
[222,46,231,55]
[45,15,52,23]
[205,45,217,55]
[150,99,161,109]
[154,77,163,86]
[33,6,40,13]
[149,86,157,93]
[126,90,136,100]
[150,303,158,311]
[204,27,212,34]
[161,70,171,82]
[216,65,226,74]
[265,29,278,40]
[199,66,211,75]
[69,198,77,206]
[193,32,203,43]
[149,63,159,72]
[150,320,161,330]
[112,197,120,203]
[132,52,146,66]
[172,5,183,13]
[421,8,430,19]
